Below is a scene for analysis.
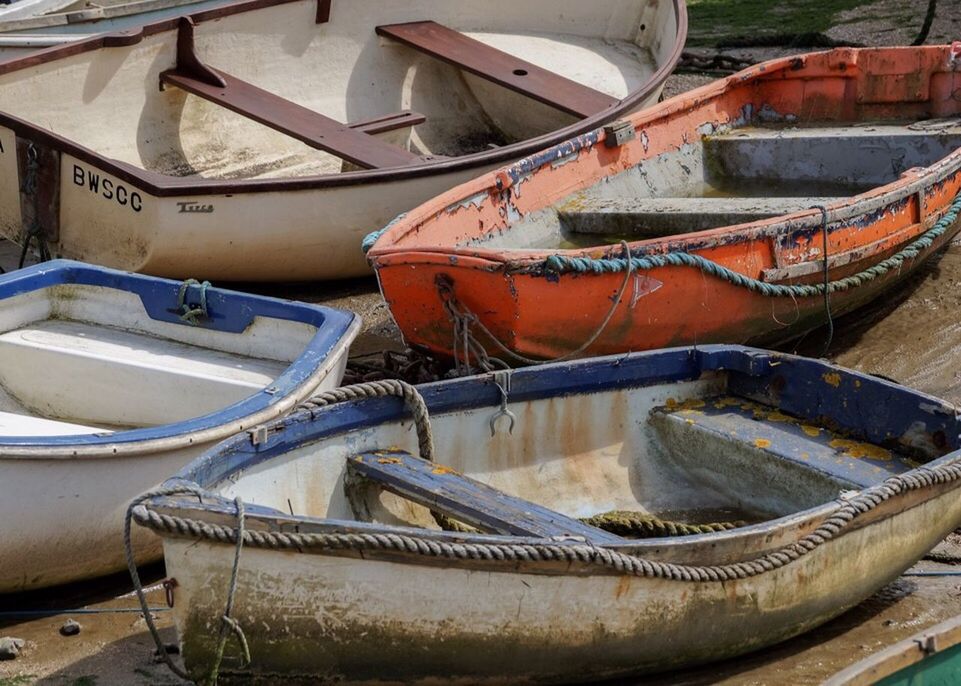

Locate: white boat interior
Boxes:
[0,0,681,180]
[201,353,949,545]
[0,283,318,435]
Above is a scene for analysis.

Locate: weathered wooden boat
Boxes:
[368,46,961,363]
[0,0,685,281]
[0,0,232,57]
[825,614,961,686]
[0,259,358,593]
[134,346,961,683]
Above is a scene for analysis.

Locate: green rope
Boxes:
[177,278,211,325]
[541,194,961,298]
[581,511,744,538]
[435,510,743,538]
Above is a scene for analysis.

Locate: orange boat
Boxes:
[367,45,961,365]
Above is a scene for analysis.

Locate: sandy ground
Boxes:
[3,1,961,684]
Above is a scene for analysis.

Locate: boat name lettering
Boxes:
[72,165,142,212]
[177,201,214,214]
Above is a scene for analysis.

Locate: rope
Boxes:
[581,511,744,537]
[361,212,407,254]
[912,0,938,45]
[813,205,834,356]
[134,455,961,584]
[18,143,51,268]
[539,195,961,300]
[440,241,638,370]
[296,380,434,462]
[125,380,440,683]
[204,497,250,686]
[124,484,203,682]
[177,279,211,325]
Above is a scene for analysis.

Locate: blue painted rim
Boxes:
[0,260,356,446]
[174,345,961,491]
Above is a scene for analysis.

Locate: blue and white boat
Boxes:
[0,260,358,592]
[136,346,961,683]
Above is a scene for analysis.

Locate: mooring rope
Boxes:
[539,194,961,297]
[134,456,961,585]
[438,242,640,372]
[177,279,211,325]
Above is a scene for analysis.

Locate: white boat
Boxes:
[0,0,685,281]
[0,259,358,592]
[0,0,234,57]
[135,346,961,682]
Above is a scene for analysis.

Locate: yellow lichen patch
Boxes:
[713,397,744,409]
[377,457,402,465]
[665,397,678,409]
[801,452,810,460]
[823,372,842,388]
[432,465,458,475]
[766,411,793,423]
[829,439,891,461]
[801,424,821,437]
[685,418,695,425]
[754,438,772,449]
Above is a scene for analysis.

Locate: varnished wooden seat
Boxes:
[376,20,619,118]
[160,17,424,170]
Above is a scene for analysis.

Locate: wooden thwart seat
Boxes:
[651,398,917,490]
[558,195,844,236]
[705,121,961,186]
[376,21,619,119]
[347,449,623,542]
[161,68,422,169]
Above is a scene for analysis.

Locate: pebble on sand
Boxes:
[0,636,25,660]
[60,619,81,636]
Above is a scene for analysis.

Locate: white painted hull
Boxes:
[1,352,347,592]
[141,348,961,680]
[163,487,961,683]
[0,0,685,280]
[0,263,359,592]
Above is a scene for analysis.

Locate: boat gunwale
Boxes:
[0,0,229,34]
[366,46,961,267]
[824,614,961,686]
[0,0,688,197]
[144,345,961,566]
[0,259,359,457]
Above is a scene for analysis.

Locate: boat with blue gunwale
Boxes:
[0,259,358,593]
[135,345,961,683]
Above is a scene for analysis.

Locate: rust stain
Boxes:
[614,575,632,600]
[829,439,892,461]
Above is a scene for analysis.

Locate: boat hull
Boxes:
[163,484,961,683]
[0,261,359,592]
[369,46,961,359]
[0,0,686,281]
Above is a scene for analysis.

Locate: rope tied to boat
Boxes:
[18,142,51,269]
[177,279,211,325]
[297,379,434,462]
[439,241,638,370]
[539,194,961,298]
[133,456,961,585]
[205,497,251,686]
